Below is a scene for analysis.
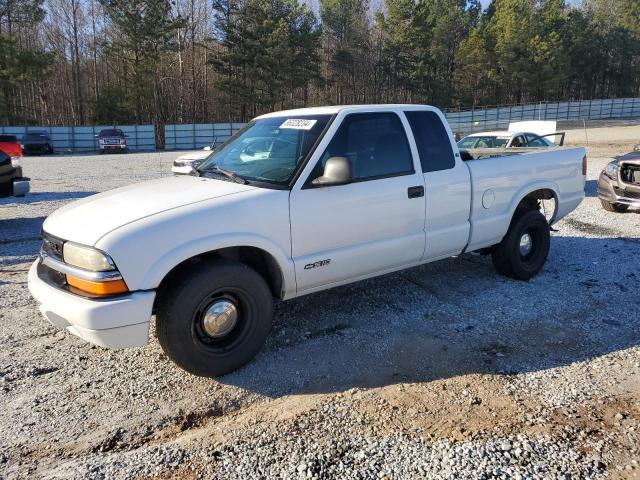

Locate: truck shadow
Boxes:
[218,235,640,397]
[0,216,46,266]
[0,191,97,205]
[584,179,597,197]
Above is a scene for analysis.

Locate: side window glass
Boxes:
[404,110,455,172]
[511,135,525,147]
[316,113,413,181]
[526,134,546,147]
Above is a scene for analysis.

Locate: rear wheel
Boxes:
[600,199,629,213]
[491,209,550,281]
[156,259,273,377]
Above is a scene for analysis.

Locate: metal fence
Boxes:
[444,97,640,135]
[2,97,639,152]
[0,125,155,152]
[164,123,246,150]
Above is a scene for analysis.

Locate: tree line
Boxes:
[1,0,639,127]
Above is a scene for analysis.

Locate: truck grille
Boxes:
[621,164,640,187]
[37,261,67,288]
[614,187,640,199]
[41,232,64,261]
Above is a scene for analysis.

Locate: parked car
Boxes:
[0,150,30,198]
[597,143,640,212]
[96,128,127,153]
[0,134,22,158]
[171,139,222,175]
[457,121,565,150]
[22,130,54,155]
[28,104,586,377]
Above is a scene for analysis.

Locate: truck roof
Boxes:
[255,104,440,119]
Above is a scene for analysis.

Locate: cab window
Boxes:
[405,110,455,172]
[315,112,414,181]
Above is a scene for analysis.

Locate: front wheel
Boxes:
[600,200,629,213]
[155,259,273,377]
[491,209,550,281]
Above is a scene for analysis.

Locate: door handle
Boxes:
[407,186,424,198]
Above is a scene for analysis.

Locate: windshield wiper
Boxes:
[198,165,247,184]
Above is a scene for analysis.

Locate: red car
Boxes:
[0,134,22,159]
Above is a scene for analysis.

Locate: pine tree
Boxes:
[99,0,186,124]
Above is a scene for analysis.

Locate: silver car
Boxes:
[597,144,640,212]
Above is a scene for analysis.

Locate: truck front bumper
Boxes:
[28,261,155,348]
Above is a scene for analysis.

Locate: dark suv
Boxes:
[96,128,128,153]
[22,130,54,155]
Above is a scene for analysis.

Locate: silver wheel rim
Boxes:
[519,233,533,256]
[202,299,238,338]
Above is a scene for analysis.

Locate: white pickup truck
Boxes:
[28,105,586,377]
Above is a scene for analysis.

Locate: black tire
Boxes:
[491,209,550,281]
[155,259,273,377]
[600,199,629,213]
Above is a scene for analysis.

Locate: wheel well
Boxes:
[156,247,284,302]
[515,188,557,222]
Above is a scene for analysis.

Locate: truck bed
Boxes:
[462,147,586,252]
[460,146,563,160]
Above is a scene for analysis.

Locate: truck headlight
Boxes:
[605,162,618,178]
[11,156,20,167]
[63,242,116,271]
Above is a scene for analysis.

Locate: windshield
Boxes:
[99,129,123,137]
[24,134,46,141]
[458,136,510,148]
[197,115,331,184]
[0,135,17,142]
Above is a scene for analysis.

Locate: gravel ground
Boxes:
[1,129,639,479]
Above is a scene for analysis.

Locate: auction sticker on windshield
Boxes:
[280,119,317,130]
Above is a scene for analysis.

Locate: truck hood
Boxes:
[43,176,256,246]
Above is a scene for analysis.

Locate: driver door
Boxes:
[289,112,426,293]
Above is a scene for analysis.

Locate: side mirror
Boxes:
[312,157,353,186]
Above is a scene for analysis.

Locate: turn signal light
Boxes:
[66,275,129,296]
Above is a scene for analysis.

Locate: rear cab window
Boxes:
[0,135,18,142]
[404,110,455,172]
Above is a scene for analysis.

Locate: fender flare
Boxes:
[139,233,296,297]
[508,180,559,224]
